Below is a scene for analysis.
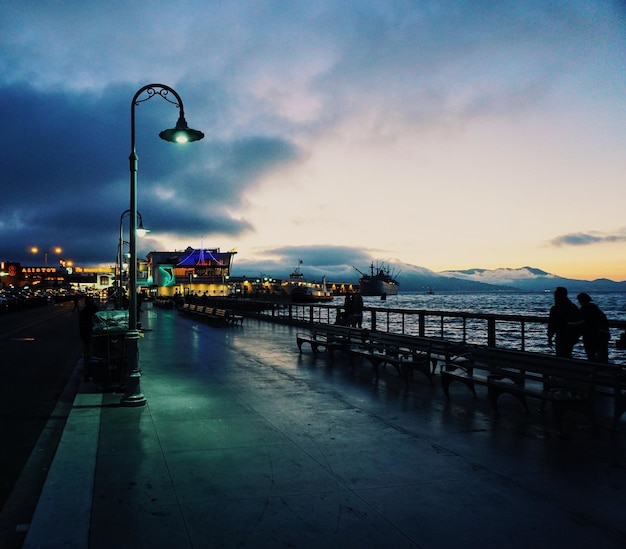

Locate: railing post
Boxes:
[487,318,496,347]
[309,305,314,324]
[288,304,293,320]
[371,310,377,331]
[521,321,526,351]
[419,313,425,337]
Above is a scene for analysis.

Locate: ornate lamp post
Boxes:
[122,83,204,407]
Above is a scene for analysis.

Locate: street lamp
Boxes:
[122,83,204,407]
[117,210,149,308]
[30,246,62,267]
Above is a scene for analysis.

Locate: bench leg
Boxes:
[441,373,477,399]
[402,360,433,386]
[382,359,402,378]
[552,395,596,433]
[487,386,529,414]
[369,357,382,378]
[613,391,626,431]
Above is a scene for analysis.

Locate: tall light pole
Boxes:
[117,209,148,308]
[122,83,204,407]
[30,246,62,267]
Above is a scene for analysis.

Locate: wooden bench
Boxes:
[594,366,626,430]
[193,307,227,326]
[442,346,626,431]
[154,297,175,309]
[226,310,244,325]
[179,303,195,315]
[179,304,242,327]
[347,332,428,381]
[347,333,469,385]
[297,325,368,357]
[213,308,228,326]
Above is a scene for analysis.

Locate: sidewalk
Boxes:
[25,306,626,548]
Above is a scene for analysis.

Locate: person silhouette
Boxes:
[576,292,610,362]
[547,287,583,358]
[352,292,364,327]
[342,293,354,326]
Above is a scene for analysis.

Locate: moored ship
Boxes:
[355,262,399,296]
[282,262,334,303]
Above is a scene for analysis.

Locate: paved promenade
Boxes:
[23,305,626,548]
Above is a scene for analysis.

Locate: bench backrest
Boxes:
[468,347,620,388]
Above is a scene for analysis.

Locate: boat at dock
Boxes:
[281,263,334,303]
[355,262,399,296]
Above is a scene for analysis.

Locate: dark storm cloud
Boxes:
[232,245,372,280]
[0,84,125,197]
[0,83,298,265]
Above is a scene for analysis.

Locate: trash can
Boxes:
[91,310,129,385]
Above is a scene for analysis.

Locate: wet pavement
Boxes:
[22,305,626,548]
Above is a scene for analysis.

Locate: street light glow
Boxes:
[159,114,204,144]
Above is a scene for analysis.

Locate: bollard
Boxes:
[120,329,146,407]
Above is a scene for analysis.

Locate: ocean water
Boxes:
[363,291,626,320]
[355,291,626,363]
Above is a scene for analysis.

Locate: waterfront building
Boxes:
[0,261,115,293]
[146,247,237,298]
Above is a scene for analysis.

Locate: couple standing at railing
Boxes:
[339,293,364,327]
[547,286,610,362]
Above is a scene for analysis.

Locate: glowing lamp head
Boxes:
[159,114,204,144]
[136,219,150,238]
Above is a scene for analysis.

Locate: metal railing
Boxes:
[248,301,626,361]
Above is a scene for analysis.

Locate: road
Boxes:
[0,299,83,548]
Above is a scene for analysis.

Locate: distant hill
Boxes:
[368,262,626,293]
[390,263,509,292]
[436,266,626,292]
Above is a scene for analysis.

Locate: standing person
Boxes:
[352,292,364,328]
[342,293,354,326]
[78,296,99,381]
[547,286,582,358]
[577,292,610,362]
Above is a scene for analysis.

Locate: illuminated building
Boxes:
[146,247,236,297]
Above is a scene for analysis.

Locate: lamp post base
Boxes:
[121,330,147,407]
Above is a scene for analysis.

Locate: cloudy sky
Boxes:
[1,1,625,282]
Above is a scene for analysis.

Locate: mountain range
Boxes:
[396,264,626,293]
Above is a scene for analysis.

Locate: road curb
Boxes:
[22,364,102,549]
